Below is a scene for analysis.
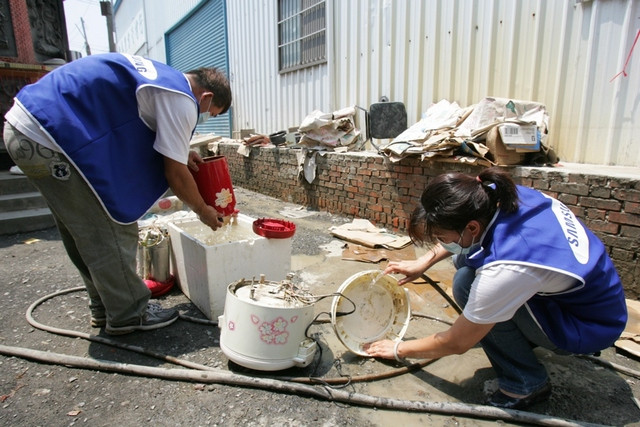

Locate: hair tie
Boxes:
[476,176,482,183]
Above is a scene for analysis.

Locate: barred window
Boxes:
[278,0,326,73]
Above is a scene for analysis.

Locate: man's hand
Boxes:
[195,205,224,231]
[187,150,204,172]
[164,155,223,232]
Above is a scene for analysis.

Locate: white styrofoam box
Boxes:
[167,213,292,320]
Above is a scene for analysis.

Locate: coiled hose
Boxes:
[0,286,633,427]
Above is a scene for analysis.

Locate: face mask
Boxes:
[197,95,212,124]
[197,112,210,124]
[440,229,478,255]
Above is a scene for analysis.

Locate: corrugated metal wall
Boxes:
[226,0,330,137]
[227,0,640,167]
[166,0,231,137]
[143,0,202,62]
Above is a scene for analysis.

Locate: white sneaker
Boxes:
[9,165,23,175]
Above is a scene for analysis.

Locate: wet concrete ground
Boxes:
[230,187,640,426]
[1,186,639,426]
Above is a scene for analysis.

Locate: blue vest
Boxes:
[16,53,197,223]
[465,186,627,354]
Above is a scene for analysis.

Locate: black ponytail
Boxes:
[408,168,519,245]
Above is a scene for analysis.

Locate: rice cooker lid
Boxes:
[331,270,410,356]
[233,280,312,309]
[252,218,296,238]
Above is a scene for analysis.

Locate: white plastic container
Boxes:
[167,214,292,320]
[218,276,317,371]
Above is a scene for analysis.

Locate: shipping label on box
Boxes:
[498,123,537,144]
[498,123,540,152]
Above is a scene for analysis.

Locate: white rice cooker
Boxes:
[218,275,317,371]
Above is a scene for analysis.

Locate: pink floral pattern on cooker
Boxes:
[257,316,290,345]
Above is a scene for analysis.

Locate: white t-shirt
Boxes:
[463,264,578,324]
[6,80,197,165]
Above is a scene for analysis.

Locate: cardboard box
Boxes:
[168,214,292,320]
[485,126,526,165]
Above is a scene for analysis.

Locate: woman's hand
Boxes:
[384,247,452,285]
[363,340,396,360]
[383,259,429,285]
[364,316,494,362]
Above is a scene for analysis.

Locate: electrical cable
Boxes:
[419,273,462,314]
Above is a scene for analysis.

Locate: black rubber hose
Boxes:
[0,344,603,427]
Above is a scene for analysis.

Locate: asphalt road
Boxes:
[1,187,639,426]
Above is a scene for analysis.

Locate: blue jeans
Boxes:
[451,256,562,395]
[4,122,150,326]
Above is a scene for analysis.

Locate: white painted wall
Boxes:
[114,0,202,62]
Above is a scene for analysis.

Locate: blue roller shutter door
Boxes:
[166,0,231,137]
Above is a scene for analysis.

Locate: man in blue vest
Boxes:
[3,53,232,335]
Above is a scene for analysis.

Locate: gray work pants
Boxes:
[3,122,150,326]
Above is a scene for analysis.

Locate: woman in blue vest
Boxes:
[3,53,232,335]
[365,168,627,410]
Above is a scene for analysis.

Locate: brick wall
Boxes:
[217,143,640,299]
[1,0,68,64]
[1,0,63,167]
[1,0,36,63]
[513,167,640,300]
[0,65,50,119]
